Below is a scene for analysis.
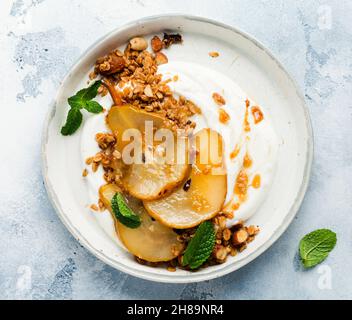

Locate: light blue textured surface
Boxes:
[0,0,351,299]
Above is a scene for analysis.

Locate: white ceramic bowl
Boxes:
[42,15,313,283]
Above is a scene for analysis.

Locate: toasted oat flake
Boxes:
[90,204,99,211]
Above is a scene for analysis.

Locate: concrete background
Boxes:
[0,0,351,299]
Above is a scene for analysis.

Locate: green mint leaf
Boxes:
[182,221,215,269]
[60,108,83,136]
[78,80,102,101]
[67,95,83,109]
[299,229,337,268]
[84,100,103,114]
[62,81,103,136]
[111,193,141,229]
[68,80,102,109]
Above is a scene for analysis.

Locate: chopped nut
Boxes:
[214,215,227,229]
[212,92,226,106]
[144,84,154,97]
[167,266,176,272]
[232,228,249,245]
[246,225,260,236]
[151,35,163,52]
[209,51,219,58]
[222,228,231,241]
[82,168,88,177]
[130,37,148,51]
[213,244,228,261]
[219,108,230,123]
[155,52,168,65]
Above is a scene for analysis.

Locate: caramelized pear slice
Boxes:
[99,184,183,262]
[123,135,190,200]
[107,105,165,151]
[107,105,190,200]
[144,129,227,229]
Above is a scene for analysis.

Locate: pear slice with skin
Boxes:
[106,105,190,200]
[99,184,184,262]
[144,129,227,229]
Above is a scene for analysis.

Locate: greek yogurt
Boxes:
[81,61,278,229]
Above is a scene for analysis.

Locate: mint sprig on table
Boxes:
[61,80,103,135]
[299,229,337,268]
[111,193,141,229]
[182,221,216,269]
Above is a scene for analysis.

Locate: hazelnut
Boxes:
[129,37,148,51]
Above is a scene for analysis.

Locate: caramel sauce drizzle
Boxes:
[251,106,264,124]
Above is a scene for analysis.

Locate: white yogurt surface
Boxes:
[81,61,278,229]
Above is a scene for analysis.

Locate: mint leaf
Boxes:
[60,108,83,136]
[84,100,103,113]
[67,80,102,109]
[111,193,141,229]
[61,80,104,136]
[76,80,102,101]
[299,229,337,268]
[67,95,83,109]
[182,221,215,269]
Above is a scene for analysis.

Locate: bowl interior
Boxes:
[42,15,312,283]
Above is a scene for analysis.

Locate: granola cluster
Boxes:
[92,34,200,131]
[85,132,125,189]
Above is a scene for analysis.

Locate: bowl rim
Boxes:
[41,14,314,283]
